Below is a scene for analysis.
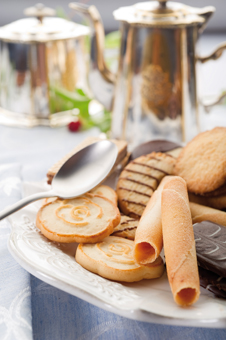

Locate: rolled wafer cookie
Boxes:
[132,190,226,266]
[134,176,172,265]
[36,193,120,243]
[190,202,226,227]
[76,236,165,282]
[161,176,200,307]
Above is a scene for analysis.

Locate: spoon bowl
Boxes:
[52,140,118,198]
[0,140,118,220]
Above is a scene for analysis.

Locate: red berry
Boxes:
[68,120,81,132]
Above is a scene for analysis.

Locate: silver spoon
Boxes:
[0,140,118,220]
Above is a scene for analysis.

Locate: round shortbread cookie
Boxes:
[200,182,226,197]
[43,197,57,205]
[36,193,120,243]
[117,152,176,218]
[76,236,164,282]
[174,127,226,195]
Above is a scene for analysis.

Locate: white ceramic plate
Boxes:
[7,180,226,328]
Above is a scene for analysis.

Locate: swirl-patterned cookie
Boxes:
[117,152,176,218]
[76,236,164,282]
[43,185,117,207]
[90,185,117,206]
[36,193,120,243]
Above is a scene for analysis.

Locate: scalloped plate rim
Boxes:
[7,221,226,329]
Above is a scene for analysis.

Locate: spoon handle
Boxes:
[0,190,55,221]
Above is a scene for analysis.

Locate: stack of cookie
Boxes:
[35,127,226,307]
[37,183,165,283]
[174,127,226,210]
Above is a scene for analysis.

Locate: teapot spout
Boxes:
[194,5,215,34]
[69,3,116,111]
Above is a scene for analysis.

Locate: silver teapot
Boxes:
[0,3,90,127]
[70,0,226,147]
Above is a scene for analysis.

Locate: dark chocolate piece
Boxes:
[130,140,181,160]
[193,221,226,277]
[199,266,226,299]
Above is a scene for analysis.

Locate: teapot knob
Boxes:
[24,3,56,22]
[157,0,167,8]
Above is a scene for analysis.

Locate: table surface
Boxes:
[1,33,226,340]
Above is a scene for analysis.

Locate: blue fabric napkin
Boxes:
[0,164,32,340]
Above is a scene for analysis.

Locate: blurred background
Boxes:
[0,0,225,32]
[0,0,225,98]
[0,0,225,132]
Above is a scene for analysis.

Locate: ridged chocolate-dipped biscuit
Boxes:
[111,215,138,240]
[117,152,176,218]
[130,139,182,160]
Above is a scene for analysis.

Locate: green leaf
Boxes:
[105,31,121,49]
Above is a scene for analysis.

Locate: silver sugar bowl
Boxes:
[0,3,90,127]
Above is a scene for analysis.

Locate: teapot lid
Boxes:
[0,3,90,43]
[113,0,215,28]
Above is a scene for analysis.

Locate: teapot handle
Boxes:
[198,42,226,110]
[198,41,226,63]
